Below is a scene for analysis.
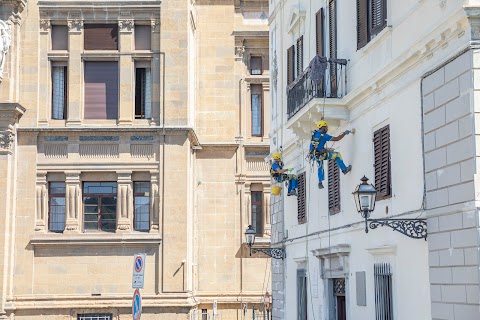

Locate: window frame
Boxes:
[251,191,263,237]
[328,159,341,215]
[373,125,392,200]
[133,181,151,232]
[51,63,68,120]
[250,56,263,75]
[297,172,306,224]
[250,84,263,137]
[82,182,118,232]
[48,182,66,233]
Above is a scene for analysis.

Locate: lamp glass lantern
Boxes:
[352,176,377,217]
[245,225,256,247]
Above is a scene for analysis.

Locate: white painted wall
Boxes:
[269,0,474,319]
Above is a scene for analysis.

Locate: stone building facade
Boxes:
[0,0,270,319]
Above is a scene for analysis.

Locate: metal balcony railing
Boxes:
[287,57,347,120]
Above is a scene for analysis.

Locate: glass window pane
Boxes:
[251,94,262,136]
[84,222,98,230]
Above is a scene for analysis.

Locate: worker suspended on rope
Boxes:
[309,120,352,189]
[270,152,298,196]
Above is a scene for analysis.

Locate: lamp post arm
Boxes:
[251,247,286,259]
[368,218,427,240]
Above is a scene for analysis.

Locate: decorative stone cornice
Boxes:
[119,19,134,32]
[0,103,25,124]
[67,19,83,33]
[2,0,26,12]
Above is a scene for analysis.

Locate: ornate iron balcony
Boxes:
[287,57,347,120]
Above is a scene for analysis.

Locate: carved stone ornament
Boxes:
[235,46,245,59]
[40,19,51,33]
[272,51,278,90]
[68,20,83,33]
[119,19,134,32]
[151,20,160,32]
[0,20,12,78]
[0,128,14,153]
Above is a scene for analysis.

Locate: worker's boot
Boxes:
[287,189,298,196]
[318,182,324,189]
[342,165,352,175]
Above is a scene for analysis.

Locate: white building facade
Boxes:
[269,0,480,319]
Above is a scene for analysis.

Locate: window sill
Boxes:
[30,232,162,247]
[357,26,393,55]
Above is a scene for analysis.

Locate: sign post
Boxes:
[132,253,146,289]
[132,288,142,320]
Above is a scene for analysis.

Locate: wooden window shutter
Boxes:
[84,62,119,119]
[356,0,368,49]
[287,45,295,85]
[371,0,387,36]
[296,36,303,77]
[328,0,337,60]
[373,125,391,200]
[297,172,306,224]
[316,9,325,56]
[328,159,341,215]
[84,24,119,50]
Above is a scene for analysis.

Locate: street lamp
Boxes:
[244,225,285,259]
[352,176,377,233]
[352,176,428,240]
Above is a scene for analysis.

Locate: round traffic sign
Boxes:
[134,256,143,273]
[132,289,142,320]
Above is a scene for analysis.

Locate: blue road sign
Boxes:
[132,289,142,320]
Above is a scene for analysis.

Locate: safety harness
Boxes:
[270,161,284,178]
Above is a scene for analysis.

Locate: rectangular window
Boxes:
[333,278,347,320]
[357,0,387,49]
[51,64,67,120]
[374,263,393,320]
[134,182,150,231]
[84,24,118,50]
[77,314,113,320]
[51,25,68,50]
[373,125,391,200]
[251,191,263,237]
[250,56,262,75]
[287,45,295,85]
[251,84,263,136]
[297,172,306,224]
[316,9,325,56]
[84,61,119,119]
[83,182,117,232]
[328,159,341,215]
[296,36,303,77]
[135,25,151,50]
[135,62,152,119]
[297,269,307,320]
[201,310,208,320]
[49,182,66,232]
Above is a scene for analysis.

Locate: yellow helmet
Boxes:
[272,152,281,160]
[317,120,328,129]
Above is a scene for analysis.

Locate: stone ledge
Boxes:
[30,233,162,247]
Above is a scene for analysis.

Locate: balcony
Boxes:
[286,57,349,138]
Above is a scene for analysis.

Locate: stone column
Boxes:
[34,172,48,232]
[118,20,134,126]
[150,173,159,232]
[117,171,133,232]
[37,19,51,126]
[64,172,81,233]
[66,20,83,126]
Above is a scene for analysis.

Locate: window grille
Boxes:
[52,65,67,120]
[251,84,263,136]
[374,263,393,320]
[333,278,345,295]
[328,159,340,215]
[134,182,150,231]
[251,191,263,236]
[373,125,391,200]
[297,172,306,224]
[49,182,66,232]
[77,314,112,320]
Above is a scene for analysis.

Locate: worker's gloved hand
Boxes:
[344,130,351,135]
[288,168,294,172]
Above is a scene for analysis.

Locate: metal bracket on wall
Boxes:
[368,218,427,240]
